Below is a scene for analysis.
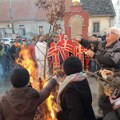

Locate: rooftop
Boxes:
[0,0,115,22]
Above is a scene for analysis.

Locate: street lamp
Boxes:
[72,0,80,6]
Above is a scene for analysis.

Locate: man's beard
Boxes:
[54,41,58,43]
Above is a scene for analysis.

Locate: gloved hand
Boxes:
[52,75,57,80]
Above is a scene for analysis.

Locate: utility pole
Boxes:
[9,0,15,39]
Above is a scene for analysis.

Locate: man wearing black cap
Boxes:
[56,56,96,120]
[0,67,58,120]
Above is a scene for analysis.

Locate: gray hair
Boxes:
[108,27,120,39]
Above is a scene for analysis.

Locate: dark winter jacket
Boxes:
[57,79,96,120]
[99,94,120,120]
[0,79,57,120]
[103,107,120,120]
[79,39,120,69]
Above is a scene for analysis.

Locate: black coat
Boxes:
[80,39,120,69]
[57,79,96,120]
[103,108,120,120]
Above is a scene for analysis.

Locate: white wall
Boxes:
[0,20,64,38]
[88,16,113,36]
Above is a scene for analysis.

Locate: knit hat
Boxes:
[10,67,30,88]
[63,56,82,75]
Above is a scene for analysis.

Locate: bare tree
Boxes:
[34,0,65,78]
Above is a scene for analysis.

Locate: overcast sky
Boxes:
[112,0,118,4]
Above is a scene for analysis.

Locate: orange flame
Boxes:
[16,47,58,120]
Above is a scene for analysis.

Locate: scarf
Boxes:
[57,72,86,110]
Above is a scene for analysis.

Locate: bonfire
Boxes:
[16,47,58,120]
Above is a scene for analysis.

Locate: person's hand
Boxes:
[99,69,114,79]
[72,36,82,42]
[85,50,94,58]
[52,75,64,84]
[52,75,57,79]
[109,96,117,104]
[109,96,120,110]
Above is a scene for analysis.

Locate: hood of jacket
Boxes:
[1,87,39,116]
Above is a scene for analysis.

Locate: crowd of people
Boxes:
[0,27,120,120]
[0,29,109,79]
[0,38,35,79]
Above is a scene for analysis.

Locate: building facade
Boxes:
[0,0,115,38]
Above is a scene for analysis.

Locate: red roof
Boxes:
[0,0,115,22]
[0,0,47,22]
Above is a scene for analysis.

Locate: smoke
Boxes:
[0,61,12,95]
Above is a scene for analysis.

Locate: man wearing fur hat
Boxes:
[73,27,120,119]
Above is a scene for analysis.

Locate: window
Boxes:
[19,25,26,36]
[19,28,26,36]
[93,22,100,33]
[39,26,44,35]
[0,28,6,37]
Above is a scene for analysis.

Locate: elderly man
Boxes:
[74,27,120,70]
[73,27,120,119]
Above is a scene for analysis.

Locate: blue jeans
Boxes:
[89,60,96,73]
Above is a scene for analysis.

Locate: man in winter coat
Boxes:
[0,67,58,120]
[73,27,120,118]
[73,27,120,70]
[56,56,96,120]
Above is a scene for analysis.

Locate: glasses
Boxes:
[107,32,117,36]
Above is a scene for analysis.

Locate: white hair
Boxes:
[108,27,120,39]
